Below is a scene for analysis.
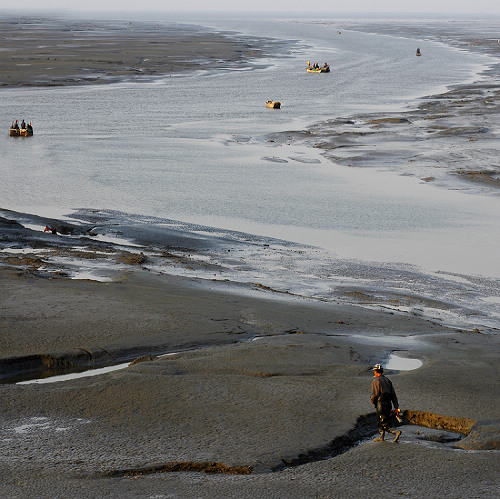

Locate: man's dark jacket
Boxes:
[371,374,399,409]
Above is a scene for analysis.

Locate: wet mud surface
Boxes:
[97,410,488,478]
[0,17,278,87]
[1,258,498,496]
[269,82,500,194]
[2,207,499,336]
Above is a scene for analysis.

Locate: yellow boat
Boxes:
[306,61,330,73]
[266,100,281,109]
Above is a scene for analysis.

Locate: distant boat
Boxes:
[9,126,33,137]
[416,48,421,56]
[306,61,330,73]
[9,121,33,137]
[266,100,281,109]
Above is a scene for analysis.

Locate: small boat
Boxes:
[416,48,421,56]
[307,67,330,73]
[9,124,33,137]
[266,100,281,109]
[306,62,330,73]
[20,127,33,136]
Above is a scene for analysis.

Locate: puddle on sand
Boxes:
[386,353,423,371]
[15,352,177,386]
[16,363,130,385]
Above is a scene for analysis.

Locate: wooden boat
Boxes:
[9,126,33,137]
[416,48,421,56]
[266,100,281,109]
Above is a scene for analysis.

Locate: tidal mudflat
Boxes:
[0,15,499,498]
[0,209,498,498]
[0,17,272,87]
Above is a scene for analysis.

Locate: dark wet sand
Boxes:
[0,17,499,499]
[1,251,499,497]
[0,17,266,87]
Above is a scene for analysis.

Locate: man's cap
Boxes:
[373,364,383,370]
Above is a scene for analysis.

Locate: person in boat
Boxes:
[323,62,329,69]
[370,363,402,442]
[21,119,26,129]
[12,120,19,130]
[27,122,33,133]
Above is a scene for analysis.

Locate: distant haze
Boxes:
[0,0,499,15]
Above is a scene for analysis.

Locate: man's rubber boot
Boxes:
[393,430,402,443]
[374,430,385,442]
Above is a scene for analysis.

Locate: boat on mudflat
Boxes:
[265,100,281,109]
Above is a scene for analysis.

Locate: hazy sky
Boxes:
[0,0,499,15]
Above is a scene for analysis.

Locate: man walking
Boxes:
[371,363,402,442]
